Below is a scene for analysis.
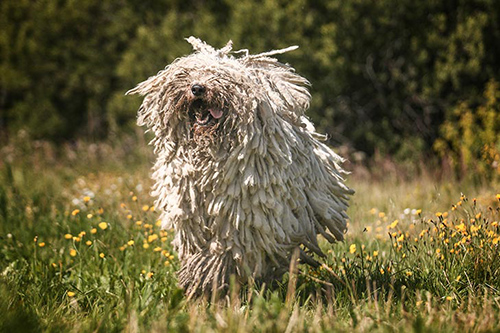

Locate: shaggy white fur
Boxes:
[128,37,354,295]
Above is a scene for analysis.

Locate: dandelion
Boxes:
[90,228,97,234]
[369,208,377,215]
[496,194,500,200]
[148,234,159,243]
[73,237,81,242]
[86,240,92,246]
[127,214,133,219]
[71,209,80,216]
[146,272,154,279]
[155,220,162,227]
[373,251,379,257]
[416,301,423,306]
[164,261,170,266]
[388,220,399,229]
[98,208,104,214]
[142,205,150,211]
[405,271,412,276]
[456,275,461,282]
[161,237,168,242]
[87,214,93,219]
[378,212,386,218]
[51,263,57,268]
[64,233,73,239]
[349,244,357,254]
[38,242,46,247]
[83,196,91,203]
[99,253,105,258]
[169,255,174,260]
[67,291,76,297]
[150,206,155,212]
[79,231,86,237]
[154,247,162,252]
[132,196,138,202]
[380,268,385,275]
[136,221,143,226]
[416,209,422,215]
[141,269,146,274]
[120,203,127,209]
[143,243,150,249]
[98,222,108,230]
[446,296,453,301]
[69,249,77,257]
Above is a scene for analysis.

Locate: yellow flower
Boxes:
[446,296,453,301]
[405,271,412,276]
[143,243,150,249]
[456,275,461,282]
[69,249,77,257]
[397,234,405,242]
[373,251,379,257]
[141,269,146,274]
[38,242,46,247]
[98,208,104,214]
[416,301,423,306]
[86,240,92,246]
[83,196,91,203]
[164,261,170,266]
[388,220,399,229]
[71,209,80,216]
[169,255,174,260]
[369,208,377,215]
[349,244,357,254]
[132,196,138,202]
[120,246,126,251]
[161,237,168,242]
[380,268,385,275]
[120,203,127,209]
[98,222,108,230]
[73,237,81,242]
[90,228,97,234]
[99,253,105,258]
[142,205,150,211]
[64,233,73,239]
[87,214,93,218]
[416,209,422,215]
[79,231,86,237]
[378,212,386,218]
[136,221,143,226]
[155,220,162,227]
[153,247,162,252]
[496,194,500,200]
[146,272,154,279]
[127,240,135,246]
[455,223,466,232]
[148,234,159,243]
[127,214,133,220]
[67,291,76,297]
[150,206,155,211]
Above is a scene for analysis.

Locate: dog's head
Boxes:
[128,37,311,149]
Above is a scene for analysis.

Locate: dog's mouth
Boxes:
[188,99,224,128]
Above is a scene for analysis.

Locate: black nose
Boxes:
[191,84,205,96]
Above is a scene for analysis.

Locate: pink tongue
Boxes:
[209,108,223,119]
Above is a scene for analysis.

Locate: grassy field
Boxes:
[1,137,499,332]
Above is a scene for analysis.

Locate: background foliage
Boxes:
[1,0,499,175]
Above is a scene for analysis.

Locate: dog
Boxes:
[128,37,353,295]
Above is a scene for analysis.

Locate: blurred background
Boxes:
[1,0,499,180]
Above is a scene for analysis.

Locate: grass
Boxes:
[1,136,499,332]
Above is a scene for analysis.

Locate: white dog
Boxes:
[128,37,353,295]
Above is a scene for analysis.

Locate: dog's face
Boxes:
[128,38,311,148]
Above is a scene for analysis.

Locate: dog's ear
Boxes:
[126,74,165,128]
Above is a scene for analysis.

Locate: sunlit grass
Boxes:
[0,139,499,332]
